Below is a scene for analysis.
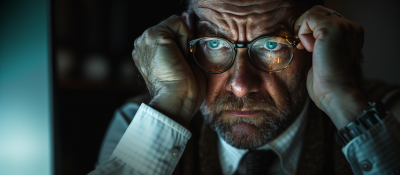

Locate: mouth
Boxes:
[224,110,262,117]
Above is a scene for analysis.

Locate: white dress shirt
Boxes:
[91,103,191,175]
[88,97,400,175]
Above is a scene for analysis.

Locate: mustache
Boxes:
[202,92,285,118]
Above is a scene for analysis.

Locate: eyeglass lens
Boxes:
[192,36,294,73]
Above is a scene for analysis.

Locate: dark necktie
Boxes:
[245,150,278,175]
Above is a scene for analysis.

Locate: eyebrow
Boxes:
[196,22,231,39]
[195,21,293,42]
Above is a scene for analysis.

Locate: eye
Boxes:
[207,40,222,49]
[265,41,282,51]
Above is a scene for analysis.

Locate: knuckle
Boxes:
[158,37,175,45]
[136,27,158,47]
[317,28,330,39]
[302,11,313,21]
[143,27,153,39]
[311,5,328,12]
[165,15,186,27]
[159,15,182,27]
[303,10,320,20]
[354,22,365,34]
[313,5,325,10]
[132,50,138,60]
[168,14,183,22]
[303,10,313,17]
[134,36,141,48]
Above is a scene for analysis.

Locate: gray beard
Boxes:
[201,98,302,150]
[200,76,307,150]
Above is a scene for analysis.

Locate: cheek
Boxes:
[259,73,288,110]
[204,73,229,106]
[278,50,309,83]
[261,52,309,109]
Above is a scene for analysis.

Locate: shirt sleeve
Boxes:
[342,113,400,175]
[88,103,192,175]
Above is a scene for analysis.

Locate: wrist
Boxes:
[334,100,390,146]
[322,90,369,130]
[149,92,195,127]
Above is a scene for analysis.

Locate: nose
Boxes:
[225,48,261,97]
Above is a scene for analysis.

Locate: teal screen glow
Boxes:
[0,0,52,175]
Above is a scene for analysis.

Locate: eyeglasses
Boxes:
[188,35,300,74]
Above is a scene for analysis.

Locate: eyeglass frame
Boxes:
[188,35,301,74]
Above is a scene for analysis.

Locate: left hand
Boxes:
[294,5,369,129]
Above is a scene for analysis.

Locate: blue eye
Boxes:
[208,40,220,49]
[266,41,278,50]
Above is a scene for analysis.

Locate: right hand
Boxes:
[132,15,206,127]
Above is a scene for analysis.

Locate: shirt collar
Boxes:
[218,98,310,175]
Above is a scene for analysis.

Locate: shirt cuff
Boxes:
[110,103,192,175]
[342,114,400,174]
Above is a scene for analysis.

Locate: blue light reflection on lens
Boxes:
[0,1,51,175]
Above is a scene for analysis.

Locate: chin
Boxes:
[204,112,287,149]
[223,122,270,149]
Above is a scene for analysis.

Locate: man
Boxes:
[89,0,400,174]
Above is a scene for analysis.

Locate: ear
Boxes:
[181,11,195,31]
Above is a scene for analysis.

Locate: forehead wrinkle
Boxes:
[216,0,279,6]
[246,8,294,39]
[196,20,292,42]
[224,14,240,41]
[197,20,232,39]
[193,1,296,42]
[221,0,275,6]
[197,0,292,16]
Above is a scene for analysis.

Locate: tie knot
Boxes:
[245,150,278,175]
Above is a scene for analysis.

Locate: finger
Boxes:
[296,43,305,50]
[133,36,141,48]
[294,5,337,36]
[293,12,306,38]
[294,5,339,52]
[294,11,316,52]
[132,49,138,63]
[154,15,193,57]
[298,10,339,52]
[299,33,315,52]
[132,35,143,67]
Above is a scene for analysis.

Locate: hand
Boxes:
[132,15,206,127]
[294,5,369,129]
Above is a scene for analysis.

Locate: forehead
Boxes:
[191,0,299,42]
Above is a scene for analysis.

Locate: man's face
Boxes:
[191,0,312,149]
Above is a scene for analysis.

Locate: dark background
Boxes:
[51,0,400,174]
[52,0,187,174]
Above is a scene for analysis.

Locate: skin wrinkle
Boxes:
[198,1,291,16]
[190,0,311,149]
[214,0,280,6]
[230,17,240,42]
[195,8,296,42]
[198,20,231,39]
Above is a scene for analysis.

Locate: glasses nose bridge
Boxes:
[233,43,251,64]
[232,44,253,70]
[234,43,248,49]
